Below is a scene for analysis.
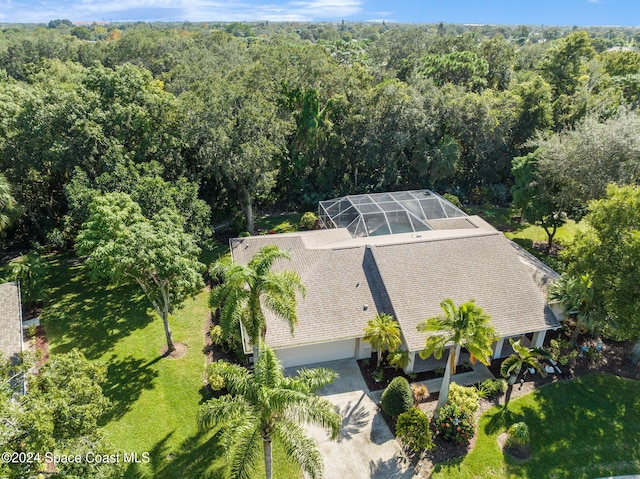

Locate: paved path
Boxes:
[290,359,416,479]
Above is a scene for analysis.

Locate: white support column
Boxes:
[493,338,505,359]
[404,351,416,374]
[455,343,462,365]
[531,330,547,349]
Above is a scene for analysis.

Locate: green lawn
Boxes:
[432,374,640,479]
[40,253,301,479]
[254,213,304,233]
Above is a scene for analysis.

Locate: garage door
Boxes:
[275,339,356,368]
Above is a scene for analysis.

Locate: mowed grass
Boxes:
[432,374,640,479]
[40,253,302,479]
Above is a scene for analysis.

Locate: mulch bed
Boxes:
[357,352,473,392]
[34,325,49,366]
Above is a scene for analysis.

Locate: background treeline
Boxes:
[2,20,640,246]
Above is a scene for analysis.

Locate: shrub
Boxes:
[396,408,434,452]
[433,402,475,445]
[388,349,410,370]
[299,211,319,230]
[477,378,508,398]
[448,383,480,414]
[411,383,429,403]
[209,374,225,391]
[210,325,224,345]
[443,193,462,208]
[506,422,530,447]
[381,377,413,417]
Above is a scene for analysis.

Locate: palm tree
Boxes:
[548,273,599,346]
[0,174,16,232]
[198,346,341,479]
[418,299,497,411]
[210,245,305,360]
[500,338,552,386]
[363,313,402,370]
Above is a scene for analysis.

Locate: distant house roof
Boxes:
[230,213,559,354]
[0,282,23,363]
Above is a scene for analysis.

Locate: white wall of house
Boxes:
[275,338,357,368]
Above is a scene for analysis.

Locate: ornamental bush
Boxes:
[381,377,413,417]
[477,378,508,398]
[433,402,475,445]
[299,211,319,230]
[506,421,530,447]
[448,382,480,414]
[396,407,434,452]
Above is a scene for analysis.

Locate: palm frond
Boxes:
[273,419,324,479]
[282,395,341,440]
[287,367,338,393]
[254,346,285,389]
[206,361,251,396]
[228,422,263,479]
[197,395,254,432]
[500,354,520,378]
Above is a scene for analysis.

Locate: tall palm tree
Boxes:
[548,273,599,346]
[363,313,402,369]
[210,244,306,360]
[418,299,497,411]
[500,338,552,386]
[198,346,341,479]
[0,174,16,232]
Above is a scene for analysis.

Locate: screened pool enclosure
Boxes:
[318,190,467,237]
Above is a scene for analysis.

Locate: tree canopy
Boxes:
[76,192,205,352]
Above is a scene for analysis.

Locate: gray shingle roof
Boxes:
[371,232,559,352]
[0,282,23,363]
[230,216,559,353]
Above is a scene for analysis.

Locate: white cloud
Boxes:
[0,0,366,23]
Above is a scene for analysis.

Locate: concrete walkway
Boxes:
[370,362,495,403]
[291,359,416,479]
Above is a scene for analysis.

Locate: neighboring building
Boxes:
[0,281,24,364]
[231,190,560,370]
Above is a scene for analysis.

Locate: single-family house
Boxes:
[230,190,561,371]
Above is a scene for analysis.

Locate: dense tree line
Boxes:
[1,22,640,244]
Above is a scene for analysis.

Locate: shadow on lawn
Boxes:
[42,255,154,359]
[124,430,225,479]
[503,375,640,478]
[99,354,160,424]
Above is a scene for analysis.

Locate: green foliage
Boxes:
[381,376,413,417]
[209,244,305,358]
[210,325,224,345]
[198,347,340,479]
[418,299,497,409]
[433,402,475,445]
[0,350,121,479]
[565,185,640,339]
[299,211,319,230]
[506,422,530,447]
[548,273,600,344]
[0,174,16,233]
[364,313,402,369]
[548,338,579,366]
[447,383,480,414]
[500,338,552,386]
[477,378,508,398]
[7,251,49,305]
[387,348,410,371]
[443,193,462,208]
[395,408,434,452]
[76,192,205,352]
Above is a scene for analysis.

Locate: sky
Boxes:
[0,0,639,26]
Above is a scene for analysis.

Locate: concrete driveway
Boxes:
[293,359,416,479]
